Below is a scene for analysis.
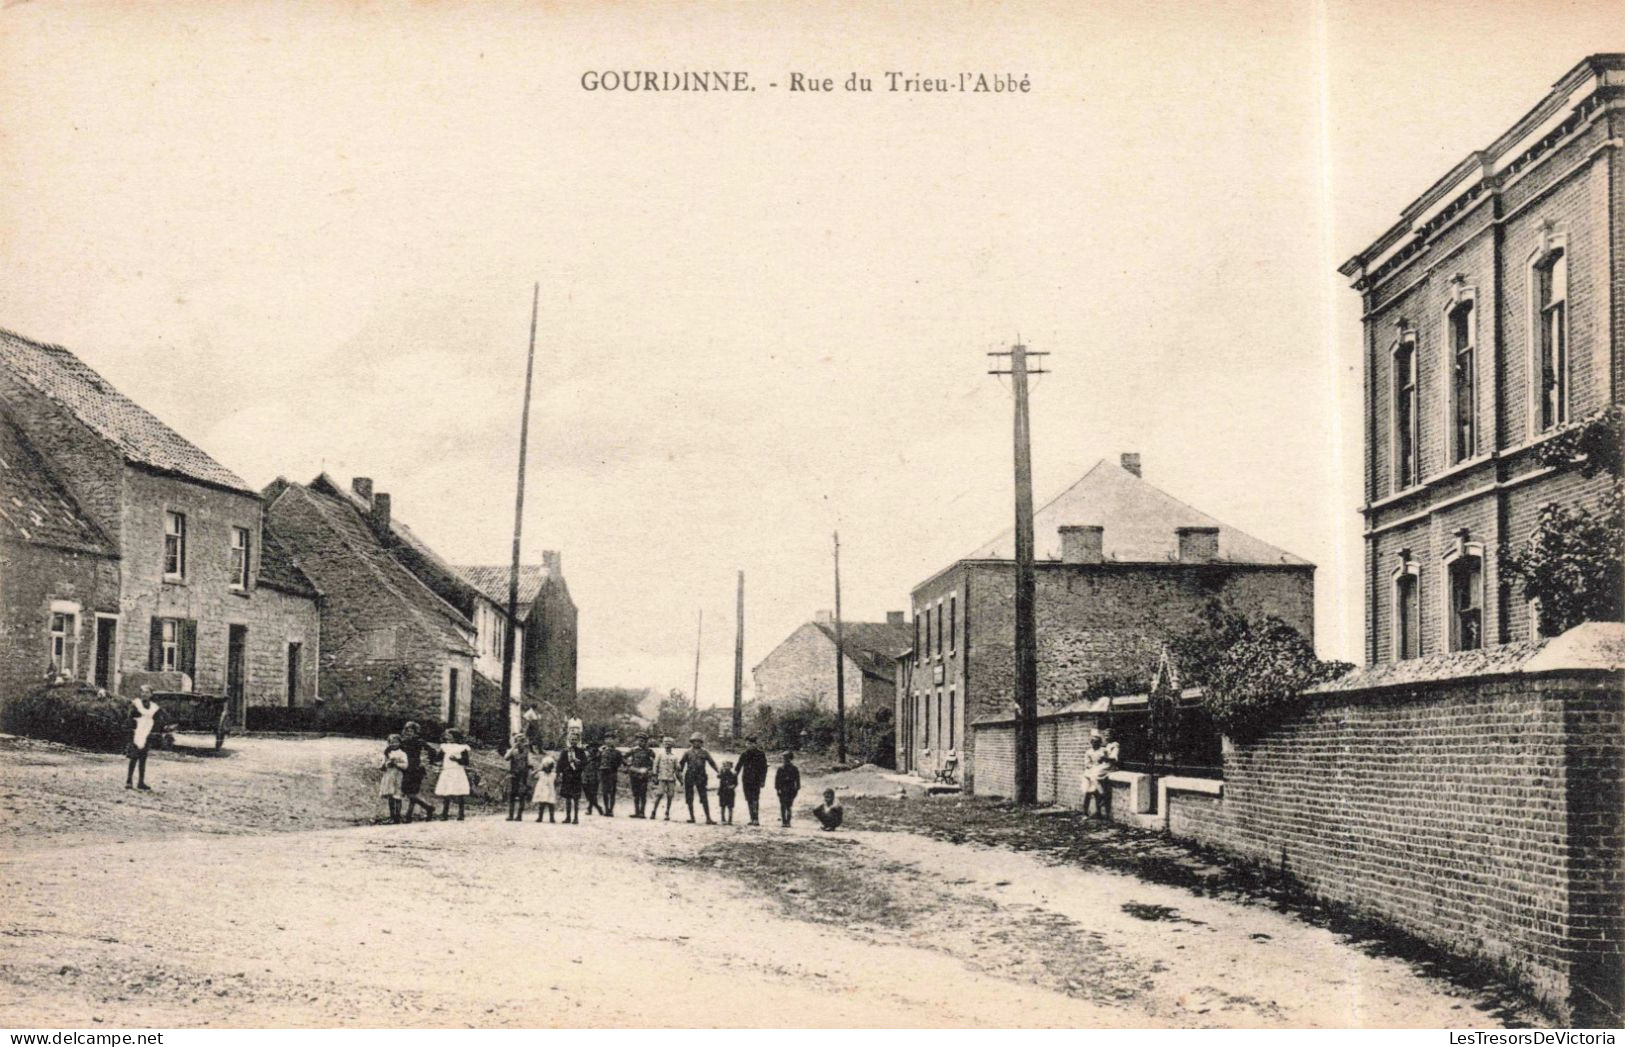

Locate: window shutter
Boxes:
[179,619,198,679]
[148,618,164,671]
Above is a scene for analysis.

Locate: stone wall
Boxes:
[0,537,121,713]
[527,568,577,712]
[971,631,1625,1023]
[752,622,874,712]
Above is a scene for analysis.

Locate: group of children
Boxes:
[376,723,846,831]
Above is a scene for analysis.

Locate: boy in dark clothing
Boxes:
[736,736,769,826]
[813,788,843,831]
[503,733,531,821]
[626,735,655,817]
[597,740,623,816]
[582,745,602,815]
[397,721,439,823]
[716,761,738,824]
[678,733,719,824]
[774,751,801,827]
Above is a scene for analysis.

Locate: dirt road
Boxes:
[0,736,1535,1027]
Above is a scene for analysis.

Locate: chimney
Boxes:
[351,477,373,505]
[1176,526,1219,563]
[1120,453,1142,478]
[1059,525,1104,564]
[814,610,834,625]
[542,550,562,576]
[886,610,905,626]
[370,492,392,539]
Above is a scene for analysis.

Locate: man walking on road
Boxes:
[678,732,719,824]
[597,738,624,816]
[649,737,681,821]
[736,735,769,826]
[626,734,655,818]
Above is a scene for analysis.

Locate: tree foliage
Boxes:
[1191,614,1353,742]
[1503,407,1625,637]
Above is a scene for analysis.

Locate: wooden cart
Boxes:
[150,690,230,750]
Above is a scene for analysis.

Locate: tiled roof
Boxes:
[813,619,913,683]
[0,328,252,494]
[310,473,478,611]
[455,564,549,621]
[956,457,1311,571]
[257,525,319,598]
[272,481,475,656]
[0,416,115,555]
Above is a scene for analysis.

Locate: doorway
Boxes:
[227,625,248,724]
[94,616,117,690]
[286,642,302,707]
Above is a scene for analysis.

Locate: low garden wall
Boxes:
[970,625,1625,1024]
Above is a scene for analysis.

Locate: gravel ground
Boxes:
[0,736,1541,1027]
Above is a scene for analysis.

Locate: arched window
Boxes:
[1448,298,1476,462]
[1444,541,1486,652]
[1534,247,1569,432]
[1392,558,1421,660]
[1393,336,1419,489]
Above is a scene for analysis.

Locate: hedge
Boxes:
[4,682,132,753]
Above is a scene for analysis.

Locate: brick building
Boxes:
[1338,54,1624,664]
[902,454,1315,789]
[456,555,580,727]
[753,610,910,714]
[262,474,476,731]
[0,329,320,722]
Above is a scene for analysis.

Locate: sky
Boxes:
[3,1,1622,703]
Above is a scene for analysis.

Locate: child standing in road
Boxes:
[379,733,408,824]
[503,733,531,821]
[581,743,602,816]
[649,737,680,821]
[435,728,472,821]
[716,760,738,824]
[774,751,801,827]
[532,753,558,823]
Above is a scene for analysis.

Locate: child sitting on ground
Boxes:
[503,733,531,821]
[716,760,738,825]
[812,788,844,832]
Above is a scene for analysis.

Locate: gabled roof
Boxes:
[952,457,1311,573]
[310,473,479,613]
[455,564,549,621]
[257,525,319,599]
[812,619,913,683]
[0,328,253,494]
[265,479,475,656]
[0,414,116,556]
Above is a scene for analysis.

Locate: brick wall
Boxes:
[975,654,1624,1023]
[937,561,1312,791]
[0,538,121,713]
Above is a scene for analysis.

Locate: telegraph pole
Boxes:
[500,283,539,736]
[833,531,847,764]
[732,570,745,740]
[989,339,1048,804]
[692,609,703,729]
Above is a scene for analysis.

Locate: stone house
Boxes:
[0,414,121,714]
[1338,53,1624,664]
[901,453,1315,790]
[261,474,476,732]
[753,610,911,714]
[0,329,320,722]
[456,554,579,719]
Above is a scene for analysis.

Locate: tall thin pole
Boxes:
[990,339,1048,804]
[692,609,703,727]
[833,531,847,764]
[732,570,745,740]
[500,283,539,735]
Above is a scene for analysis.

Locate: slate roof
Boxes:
[0,328,252,494]
[257,525,320,599]
[310,473,479,611]
[812,619,913,683]
[954,457,1311,572]
[455,564,549,621]
[0,416,115,555]
[265,479,475,656]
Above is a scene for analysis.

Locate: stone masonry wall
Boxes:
[752,622,873,713]
[0,537,121,714]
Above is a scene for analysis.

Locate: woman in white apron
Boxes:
[126,688,161,791]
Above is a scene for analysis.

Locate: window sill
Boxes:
[162,577,187,587]
[228,588,251,599]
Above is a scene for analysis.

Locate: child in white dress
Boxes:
[435,728,472,821]
[379,733,408,823]
[532,753,558,823]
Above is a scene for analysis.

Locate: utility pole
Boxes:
[989,339,1048,804]
[732,570,745,741]
[833,531,847,765]
[500,283,539,736]
[692,609,703,730]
